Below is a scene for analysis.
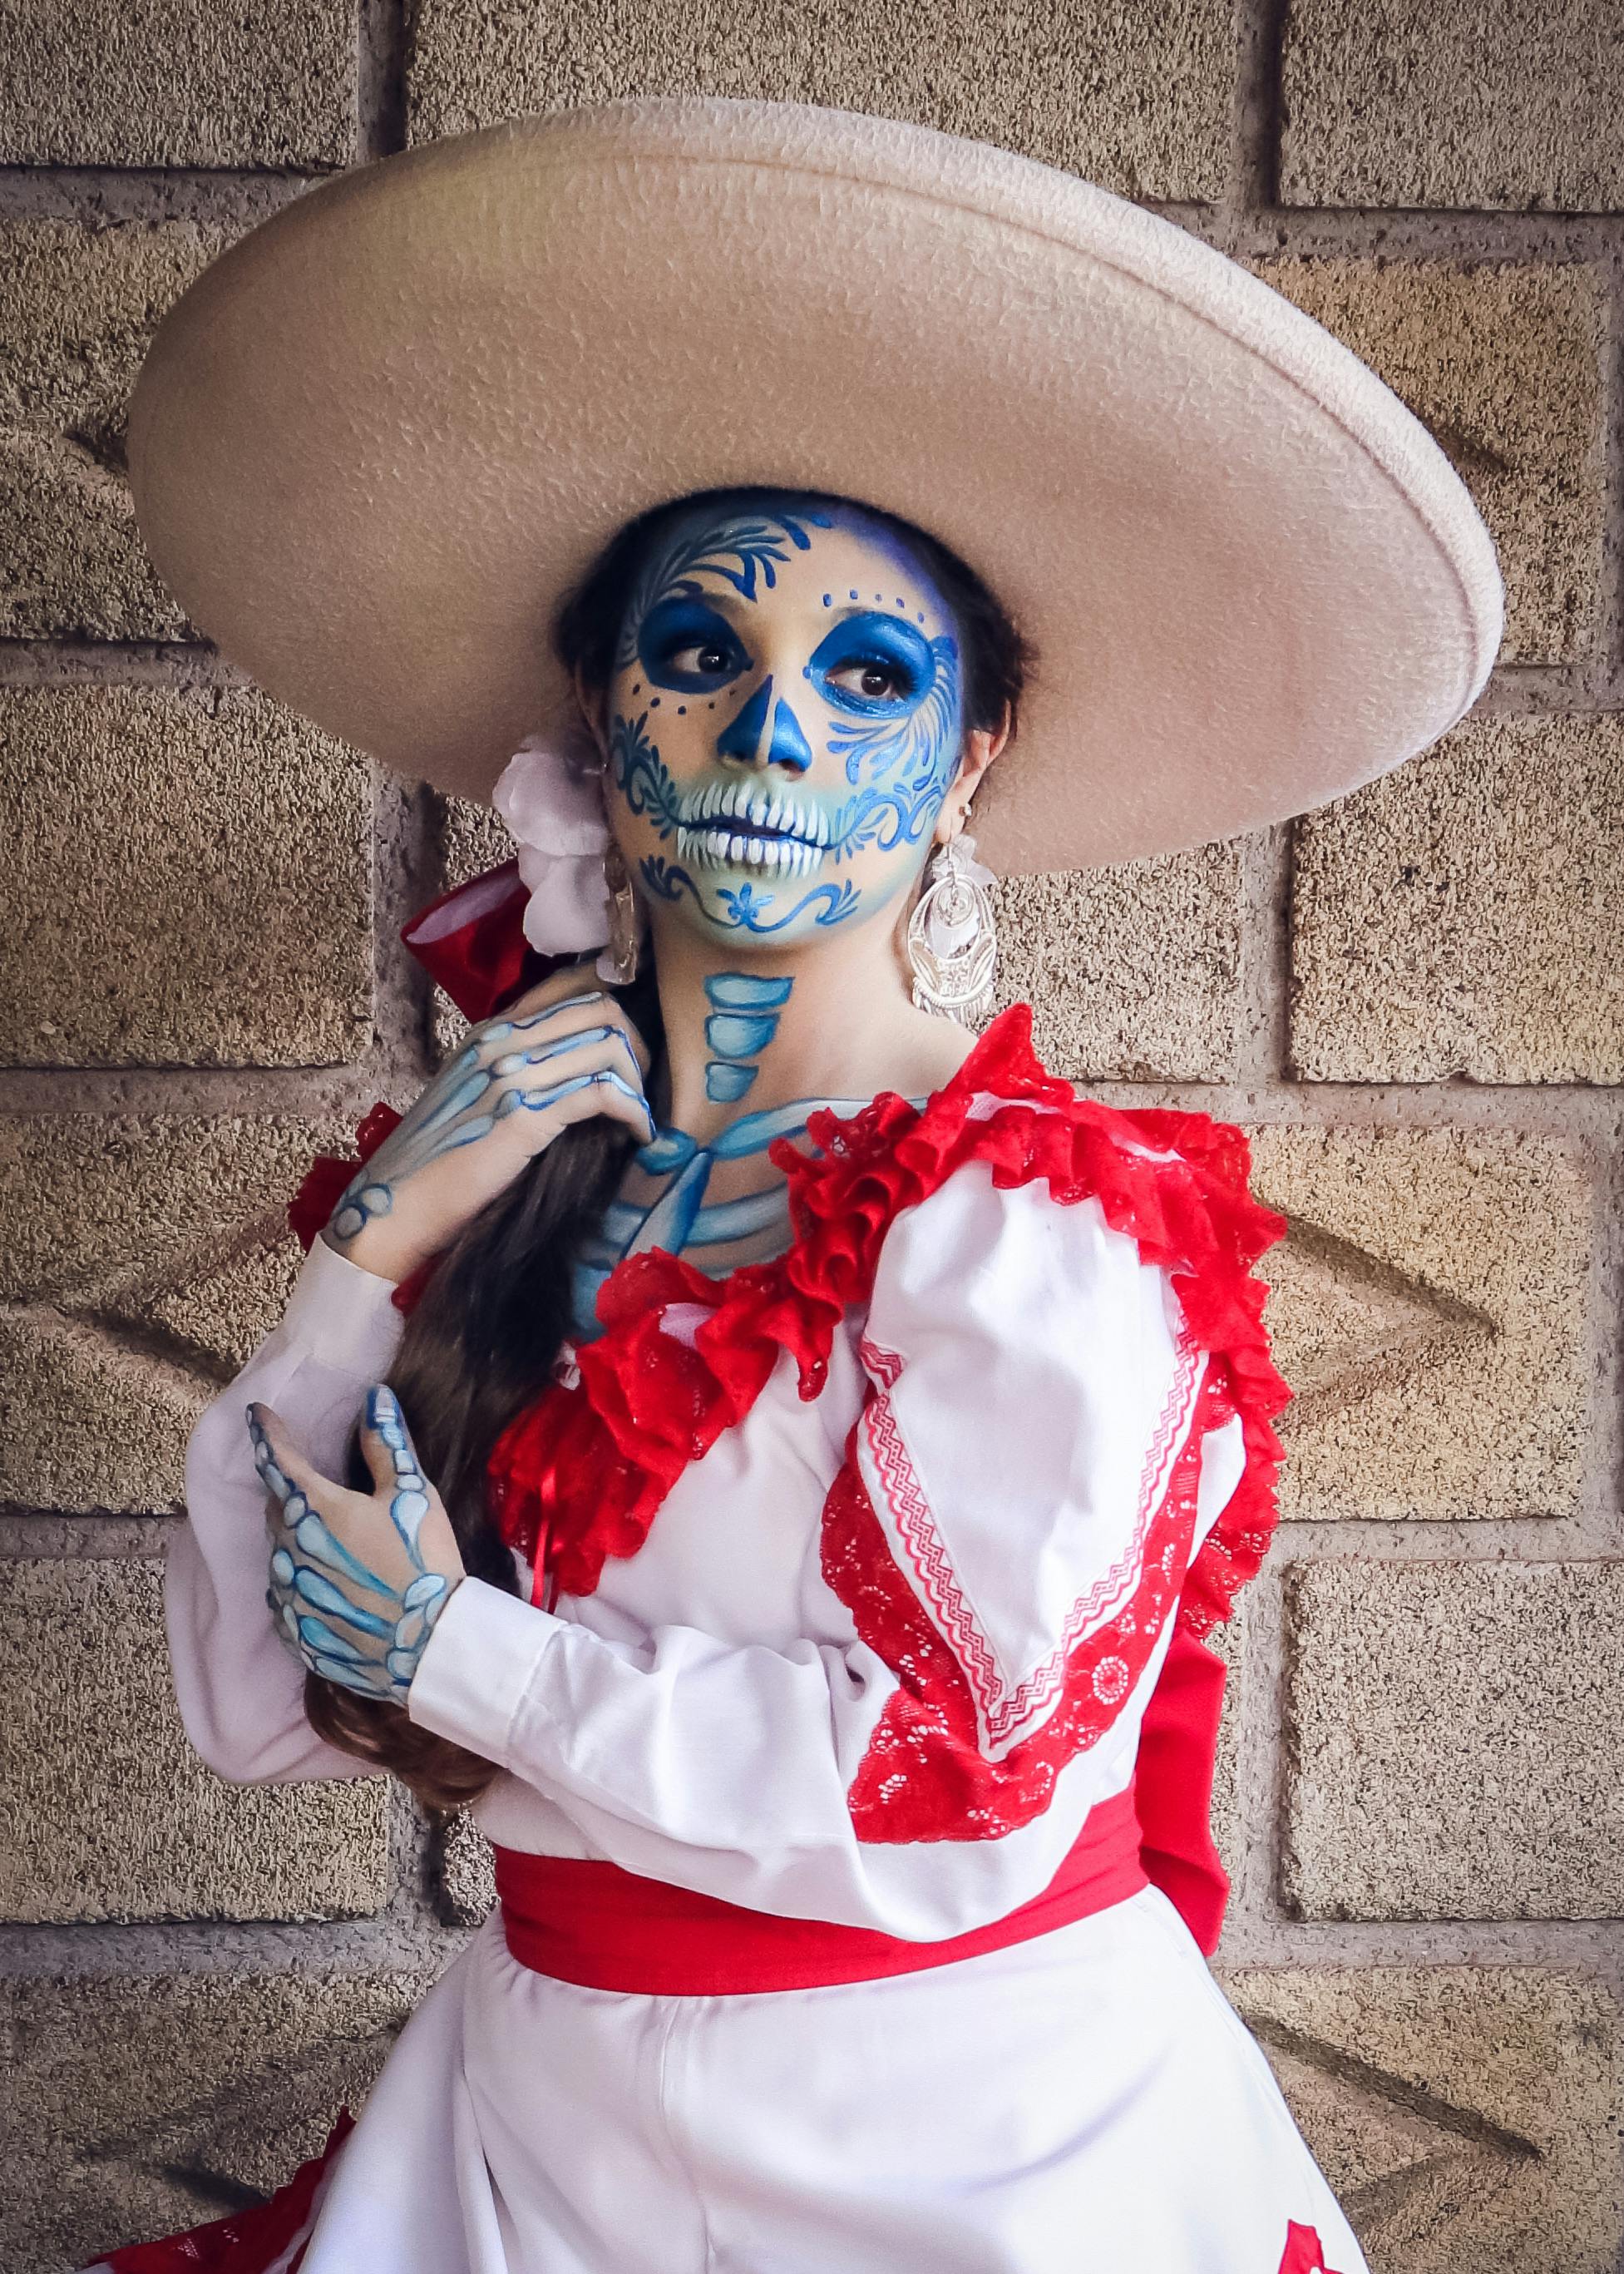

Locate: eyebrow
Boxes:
[695,593,921,630]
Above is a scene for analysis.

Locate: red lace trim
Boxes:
[486,1001,1291,1639]
[832,1357,1228,1843]
[855,1327,1204,1757]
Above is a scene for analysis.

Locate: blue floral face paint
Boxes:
[601,493,966,952]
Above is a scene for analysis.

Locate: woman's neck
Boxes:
[645,911,971,1144]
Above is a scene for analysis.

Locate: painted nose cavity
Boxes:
[715,675,813,774]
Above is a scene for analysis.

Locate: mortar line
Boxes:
[1587,225,1624,701]
[1233,821,1292,1086]
[357,0,409,162]
[1228,0,1291,223]
[0,165,321,230]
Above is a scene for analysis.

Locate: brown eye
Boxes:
[830,660,907,700]
[668,640,735,677]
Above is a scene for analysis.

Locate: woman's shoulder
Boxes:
[794,1001,1283,1296]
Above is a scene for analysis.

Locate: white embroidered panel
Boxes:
[856,1164,1205,1763]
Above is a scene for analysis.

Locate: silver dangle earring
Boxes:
[907,827,997,1025]
[595,839,642,986]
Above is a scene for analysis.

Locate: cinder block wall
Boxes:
[2,6,1621,2268]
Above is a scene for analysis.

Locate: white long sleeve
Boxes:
[407,1166,1242,1940]
[165,1235,407,1782]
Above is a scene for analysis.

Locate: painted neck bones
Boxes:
[602,496,968,948]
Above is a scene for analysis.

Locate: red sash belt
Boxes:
[492,1781,1148,1996]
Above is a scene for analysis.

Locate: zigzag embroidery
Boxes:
[857,1327,1204,1755]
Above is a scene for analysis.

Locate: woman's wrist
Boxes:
[319,1222,415,1285]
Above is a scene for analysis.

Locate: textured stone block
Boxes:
[0,0,357,166]
[3,685,373,1067]
[1,220,230,640]
[1251,1128,1589,1521]
[1289,714,1624,1084]
[1282,1560,1624,1922]
[993,841,1244,1080]
[1281,2,1624,212]
[1256,260,1602,665]
[0,1110,343,1513]
[1,1968,427,2274]
[405,0,1235,200]
[435,1804,497,1927]
[0,1559,388,1922]
[1223,1966,1622,2272]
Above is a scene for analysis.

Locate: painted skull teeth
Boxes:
[675,775,832,873]
[677,825,825,876]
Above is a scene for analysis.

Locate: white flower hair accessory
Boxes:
[491,730,613,957]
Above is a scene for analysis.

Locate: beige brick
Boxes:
[405,0,1235,200]
[1281,1,1624,212]
[1282,1560,1624,1922]
[1222,1966,1622,2272]
[3,685,374,1067]
[0,0,357,166]
[0,1559,388,1922]
[1,1968,427,2274]
[1,221,230,639]
[1256,261,1602,665]
[435,1804,498,1926]
[993,842,1244,1080]
[432,792,516,898]
[1251,1128,1590,1521]
[0,1111,345,1512]
[1289,714,1624,1084]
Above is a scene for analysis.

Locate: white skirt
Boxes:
[286,1886,1366,2274]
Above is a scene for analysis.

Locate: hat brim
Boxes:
[126,96,1503,874]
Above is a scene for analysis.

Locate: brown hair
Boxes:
[302,484,1036,1807]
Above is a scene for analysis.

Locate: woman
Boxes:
[100,96,1501,2274]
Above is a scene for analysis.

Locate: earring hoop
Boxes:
[906,827,997,1025]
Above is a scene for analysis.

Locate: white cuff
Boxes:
[406,1575,558,1766]
[279,1234,408,1375]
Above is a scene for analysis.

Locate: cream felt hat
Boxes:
[126,95,1503,876]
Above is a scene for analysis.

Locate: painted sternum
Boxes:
[703,971,792,1101]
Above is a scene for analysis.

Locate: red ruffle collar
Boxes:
[485,999,1291,1640]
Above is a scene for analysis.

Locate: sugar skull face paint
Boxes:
[599,493,967,950]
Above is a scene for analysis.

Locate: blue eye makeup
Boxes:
[638,596,750,692]
[805,611,935,714]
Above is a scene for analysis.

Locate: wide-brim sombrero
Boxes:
[126,95,1502,875]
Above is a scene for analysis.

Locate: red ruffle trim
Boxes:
[487,1001,1291,1636]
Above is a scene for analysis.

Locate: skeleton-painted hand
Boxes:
[324,966,654,1283]
[249,1387,465,1703]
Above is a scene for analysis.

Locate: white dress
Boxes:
[103,1007,1367,2274]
